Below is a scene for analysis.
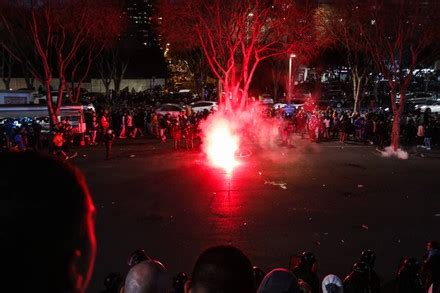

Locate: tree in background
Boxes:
[0,0,124,125]
[158,0,329,110]
[0,47,13,90]
[353,0,440,150]
[317,2,372,112]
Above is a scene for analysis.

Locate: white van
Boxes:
[0,105,87,135]
[0,90,37,104]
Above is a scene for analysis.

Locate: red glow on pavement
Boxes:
[204,117,239,173]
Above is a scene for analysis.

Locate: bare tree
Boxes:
[353,0,440,150]
[0,47,13,90]
[317,2,372,112]
[0,0,124,125]
[158,0,329,110]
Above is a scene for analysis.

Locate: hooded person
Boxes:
[343,262,380,293]
[124,260,169,293]
[257,268,301,293]
[293,252,320,293]
[322,274,343,293]
[396,257,423,293]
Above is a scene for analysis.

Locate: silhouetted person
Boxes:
[396,257,423,293]
[257,268,300,293]
[0,152,96,292]
[293,252,320,293]
[344,262,380,293]
[124,260,168,293]
[423,240,440,292]
[184,245,254,293]
[104,129,116,160]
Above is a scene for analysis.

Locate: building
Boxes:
[123,0,161,48]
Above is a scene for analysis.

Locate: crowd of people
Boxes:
[1,96,439,161]
[100,244,440,293]
[1,151,439,292]
[268,101,440,151]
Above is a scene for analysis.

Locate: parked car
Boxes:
[321,90,348,108]
[155,103,184,117]
[397,92,436,104]
[292,90,312,103]
[416,100,440,113]
[190,101,218,113]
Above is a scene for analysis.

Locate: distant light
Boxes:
[290,53,296,58]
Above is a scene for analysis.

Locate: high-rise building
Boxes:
[123,0,161,48]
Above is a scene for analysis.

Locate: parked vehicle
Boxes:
[0,105,87,135]
[155,103,185,117]
[0,90,37,105]
[415,100,440,113]
[190,101,218,113]
[292,90,312,103]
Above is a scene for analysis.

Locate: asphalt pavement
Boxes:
[71,136,440,292]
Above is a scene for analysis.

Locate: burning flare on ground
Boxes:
[203,115,239,173]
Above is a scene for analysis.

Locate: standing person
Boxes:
[0,124,10,152]
[183,122,195,150]
[127,112,134,138]
[171,120,182,150]
[14,127,27,152]
[119,112,127,139]
[417,122,425,148]
[422,240,440,292]
[100,110,110,142]
[90,114,99,145]
[103,129,116,160]
[158,115,168,143]
[133,110,145,138]
[424,121,432,150]
[32,121,42,150]
[324,115,331,140]
[52,131,68,160]
[151,113,159,138]
[63,118,75,155]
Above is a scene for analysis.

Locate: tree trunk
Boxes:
[114,77,122,93]
[391,114,400,151]
[3,78,11,90]
[24,76,35,90]
[45,81,58,126]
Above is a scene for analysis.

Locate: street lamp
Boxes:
[288,53,296,103]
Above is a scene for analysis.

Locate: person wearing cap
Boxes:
[257,268,300,293]
[292,252,320,293]
[322,274,343,293]
[343,262,380,293]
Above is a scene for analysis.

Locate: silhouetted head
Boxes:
[0,152,96,292]
[185,245,254,293]
[124,260,168,293]
[360,249,376,268]
[128,249,151,267]
[257,268,300,293]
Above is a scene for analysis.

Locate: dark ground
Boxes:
[71,137,440,292]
